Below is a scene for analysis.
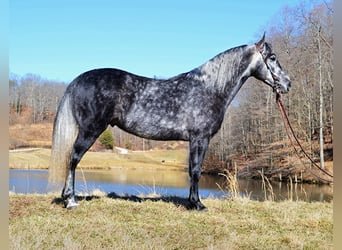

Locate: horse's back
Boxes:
[66,68,149,129]
[69,68,151,90]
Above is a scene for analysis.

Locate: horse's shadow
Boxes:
[52,192,191,210]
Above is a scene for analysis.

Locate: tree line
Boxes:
[9,1,333,174]
[9,73,67,124]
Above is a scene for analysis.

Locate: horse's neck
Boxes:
[197,45,254,105]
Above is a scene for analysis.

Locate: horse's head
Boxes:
[253,34,291,94]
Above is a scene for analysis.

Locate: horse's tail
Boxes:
[49,92,78,183]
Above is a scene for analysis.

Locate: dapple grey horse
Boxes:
[50,34,291,210]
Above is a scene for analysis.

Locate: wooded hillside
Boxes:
[205,1,333,182]
[9,1,333,182]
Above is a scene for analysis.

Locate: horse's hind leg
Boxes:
[62,126,106,209]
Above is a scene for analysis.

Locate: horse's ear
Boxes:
[255,32,266,52]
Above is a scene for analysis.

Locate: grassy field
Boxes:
[9,148,188,171]
[9,193,333,249]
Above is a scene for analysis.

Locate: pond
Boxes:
[9,169,333,202]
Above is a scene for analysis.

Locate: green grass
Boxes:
[9,193,333,249]
[9,148,188,170]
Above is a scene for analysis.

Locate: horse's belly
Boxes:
[120,113,189,141]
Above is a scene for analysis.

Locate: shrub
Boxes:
[99,129,114,149]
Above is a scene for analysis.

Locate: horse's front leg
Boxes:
[188,135,210,211]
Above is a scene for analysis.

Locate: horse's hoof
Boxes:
[65,199,79,210]
[188,202,208,212]
[196,205,208,212]
[198,206,208,212]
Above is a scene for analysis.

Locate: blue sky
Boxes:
[10,0,304,83]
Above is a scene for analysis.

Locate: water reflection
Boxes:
[9,169,333,202]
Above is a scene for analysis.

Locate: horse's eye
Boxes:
[269,55,276,61]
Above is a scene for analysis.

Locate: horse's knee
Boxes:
[190,167,201,181]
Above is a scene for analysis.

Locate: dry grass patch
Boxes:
[10,193,333,249]
[9,123,53,149]
[10,148,188,170]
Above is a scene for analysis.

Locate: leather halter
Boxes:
[259,50,281,93]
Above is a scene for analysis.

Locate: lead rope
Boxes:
[275,93,333,183]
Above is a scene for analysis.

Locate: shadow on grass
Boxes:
[107,192,191,209]
[52,193,192,210]
[51,195,101,206]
